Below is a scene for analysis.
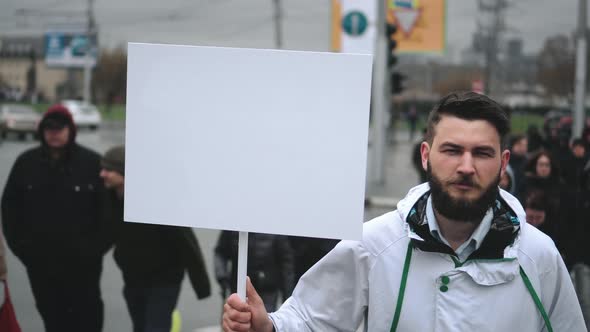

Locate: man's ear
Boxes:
[420,142,430,171]
[500,149,510,174]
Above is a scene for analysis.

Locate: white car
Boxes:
[60,100,102,130]
[0,104,41,140]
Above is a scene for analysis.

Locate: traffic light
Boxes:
[386,23,398,68]
[386,22,405,95]
[391,72,406,95]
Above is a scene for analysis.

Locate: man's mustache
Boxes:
[448,175,480,188]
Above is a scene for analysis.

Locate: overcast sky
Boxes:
[0,0,582,58]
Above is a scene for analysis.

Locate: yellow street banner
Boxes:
[387,0,446,53]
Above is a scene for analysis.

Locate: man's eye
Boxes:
[443,149,460,155]
[475,151,494,158]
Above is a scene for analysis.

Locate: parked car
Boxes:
[0,104,41,140]
[60,100,102,130]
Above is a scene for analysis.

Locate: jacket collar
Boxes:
[397,183,524,261]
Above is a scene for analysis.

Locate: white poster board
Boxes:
[125,43,372,241]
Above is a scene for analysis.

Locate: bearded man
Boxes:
[222,91,585,332]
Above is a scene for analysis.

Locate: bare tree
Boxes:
[433,70,482,96]
[537,35,575,97]
[92,47,127,109]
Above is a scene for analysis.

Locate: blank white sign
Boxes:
[124,43,372,240]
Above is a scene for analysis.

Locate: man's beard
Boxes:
[427,161,500,223]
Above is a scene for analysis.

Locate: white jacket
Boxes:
[270,183,586,331]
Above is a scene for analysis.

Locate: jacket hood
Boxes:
[397,183,526,260]
[504,164,516,194]
[38,104,77,147]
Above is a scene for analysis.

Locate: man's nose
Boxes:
[457,153,475,175]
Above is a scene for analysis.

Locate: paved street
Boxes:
[0,122,420,331]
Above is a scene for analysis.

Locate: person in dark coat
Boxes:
[583,127,590,153]
[1,105,111,332]
[561,138,588,190]
[561,140,590,272]
[523,189,551,233]
[508,134,528,192]
[526,124,546,154]
[288,236,339,282]
[411,129,428,183]
[517,150,563,251]
[100,146,210,332]
[214,231,295,312]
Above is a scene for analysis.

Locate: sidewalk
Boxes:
[365,128,422,209]
[194,327,220,332]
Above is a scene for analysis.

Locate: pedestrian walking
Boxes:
[411,128,428,183]
[1,104,111,332]
[214,231,295,312]
[508,134,528,193]
[515,150,563,246]
[222,91,585,331]
[100,145,211,332]
[407,105,418,141]
[564,141,590,329]
[288,236,338,283]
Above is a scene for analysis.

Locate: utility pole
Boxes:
[574,0,588,139]
[369,0,388,185]
[273,0,283,49]
[478,0,508,96]
[83,0,95,103]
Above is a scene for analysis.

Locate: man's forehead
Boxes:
[432,115,502,148]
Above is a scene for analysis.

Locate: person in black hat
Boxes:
[100,145,211,332]
[1,104,112,332]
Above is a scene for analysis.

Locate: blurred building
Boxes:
[0,35,82,102]
[396,55,484,101]
[504,38,537,88]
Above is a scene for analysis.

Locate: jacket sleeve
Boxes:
[269,240,371,332]
[178,227,211,300]
[275,235,295,298]
[213,231,233,283]
[540,248,586,331]
[85,185,117,257]
[90,156,115,256]
[1,156,29,261]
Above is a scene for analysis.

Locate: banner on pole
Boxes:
[386,0,446,54]
[331,0,377,54]
[44,30,97,68]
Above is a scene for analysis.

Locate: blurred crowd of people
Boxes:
[503,127,590,270]
[505,126,590,323]
[0,105,212,332]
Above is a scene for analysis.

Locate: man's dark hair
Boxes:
[525,189,547,211]
[425,91,510,148]
[510,134,526,150]
[572,138,585,148]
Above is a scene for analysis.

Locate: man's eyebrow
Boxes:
[439,142,463,150]
[473,146,496,154]
[438,142,496,154]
